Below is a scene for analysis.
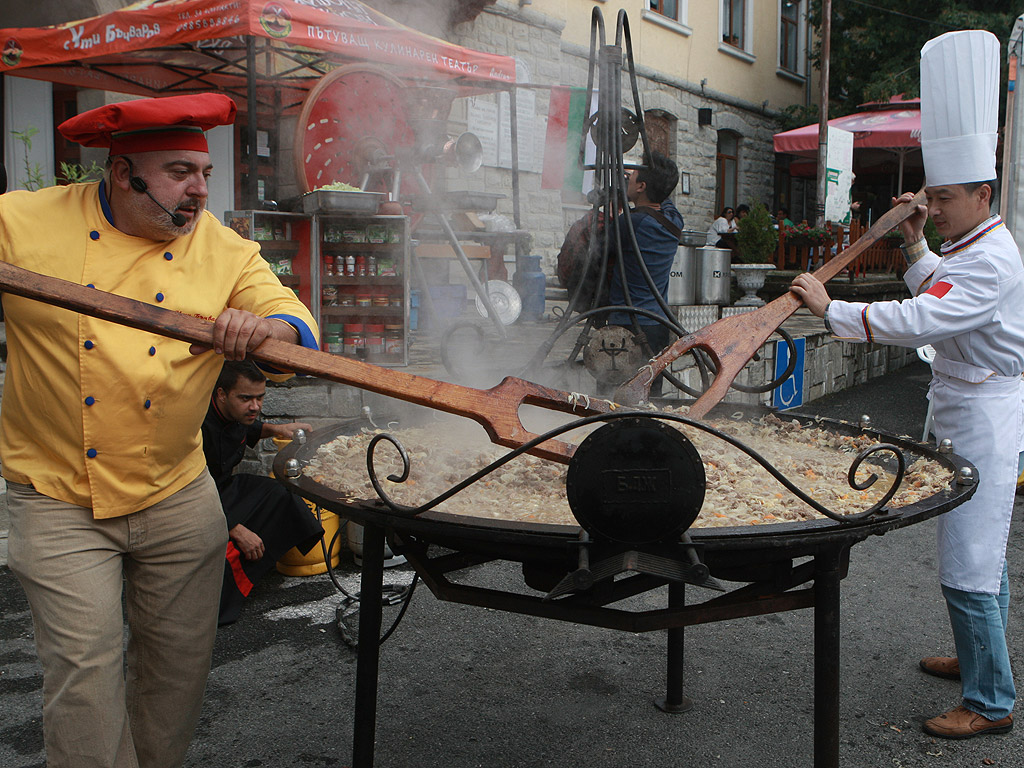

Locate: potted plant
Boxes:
[733,203,778,306]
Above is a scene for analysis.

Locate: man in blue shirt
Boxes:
[608,150,683,397]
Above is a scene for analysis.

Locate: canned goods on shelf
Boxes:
[384,325,403,356]
[365,323,385,357]
[325,333,343,355]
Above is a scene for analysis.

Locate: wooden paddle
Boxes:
[614,189,927,418]
[0,260,614,464]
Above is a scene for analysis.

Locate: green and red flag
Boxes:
[542,86,590,193]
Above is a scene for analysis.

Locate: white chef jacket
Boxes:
[826,216,1024,593]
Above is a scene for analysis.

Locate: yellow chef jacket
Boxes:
[0,181,318,518]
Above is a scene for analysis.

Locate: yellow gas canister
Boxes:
[275,499,344,576]
[269,435,346,576]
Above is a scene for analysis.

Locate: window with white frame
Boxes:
[649,0,687,25]
[722,0,747,49]
[780,0,802,73]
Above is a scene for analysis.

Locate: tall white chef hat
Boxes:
[920,29,1000,186]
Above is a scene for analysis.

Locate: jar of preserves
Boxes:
[365,323,385,358]
[325,333,343,355]
[343,323,364,357]
[355,293,372,308]
[384,325,403,357]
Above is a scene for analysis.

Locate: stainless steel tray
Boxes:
[302,189,384,214]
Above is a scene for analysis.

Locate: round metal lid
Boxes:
[475,280,522,325]
[566,417,706,545]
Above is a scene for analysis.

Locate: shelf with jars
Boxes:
[312,214,410,366]
[225,210,312,307]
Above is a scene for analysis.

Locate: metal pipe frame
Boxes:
[348,532,850,768]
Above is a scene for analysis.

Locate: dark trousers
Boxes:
[218,474,325,625]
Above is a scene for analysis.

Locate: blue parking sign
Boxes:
[772,336,805,410]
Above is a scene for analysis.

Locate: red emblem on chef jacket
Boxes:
[925,281,953,299]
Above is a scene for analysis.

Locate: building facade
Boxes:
[438,0,818,270]
[1,0,819,272]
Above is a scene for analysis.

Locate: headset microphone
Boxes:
[128,174,188,228]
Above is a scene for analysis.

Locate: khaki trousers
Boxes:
[7,471,228,768]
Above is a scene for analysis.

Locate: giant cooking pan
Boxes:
[274,406,977,768]
[274,407,975,572]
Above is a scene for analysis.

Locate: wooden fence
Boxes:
[772,220,903,275]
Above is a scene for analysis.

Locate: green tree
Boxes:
[807,1,1016,117]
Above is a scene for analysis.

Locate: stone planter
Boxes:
[733,263,776,306]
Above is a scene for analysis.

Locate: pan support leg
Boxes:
[352,522,386,768]
[814,546,843,768]
[655,581,693,713]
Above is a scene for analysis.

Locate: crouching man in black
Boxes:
[203,360,325,625]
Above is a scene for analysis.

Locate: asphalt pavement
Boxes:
[3,359,1024,768]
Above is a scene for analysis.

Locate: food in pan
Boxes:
[315,181,363,192]
[303,413,952,528]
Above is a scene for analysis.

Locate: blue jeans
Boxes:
[941,562,1015,719]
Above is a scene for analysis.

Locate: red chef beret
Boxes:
[57,93,237,155]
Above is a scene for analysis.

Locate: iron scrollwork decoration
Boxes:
[363,412,908,526]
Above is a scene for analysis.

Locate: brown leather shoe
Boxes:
[919,656,960,680]
[923,705,1013,739]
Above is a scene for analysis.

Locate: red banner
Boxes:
[0,0,516,86]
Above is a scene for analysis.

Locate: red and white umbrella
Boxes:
[774,96,921,189]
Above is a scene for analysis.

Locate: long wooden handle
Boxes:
[614,189,927,415]
[0,261,611,463]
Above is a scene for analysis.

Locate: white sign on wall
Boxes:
[466,58,543,174]
[824,126,855,225]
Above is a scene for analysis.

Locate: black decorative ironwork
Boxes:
[364,410,908,526]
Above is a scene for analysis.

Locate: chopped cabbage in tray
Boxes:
[315,181,364,192]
